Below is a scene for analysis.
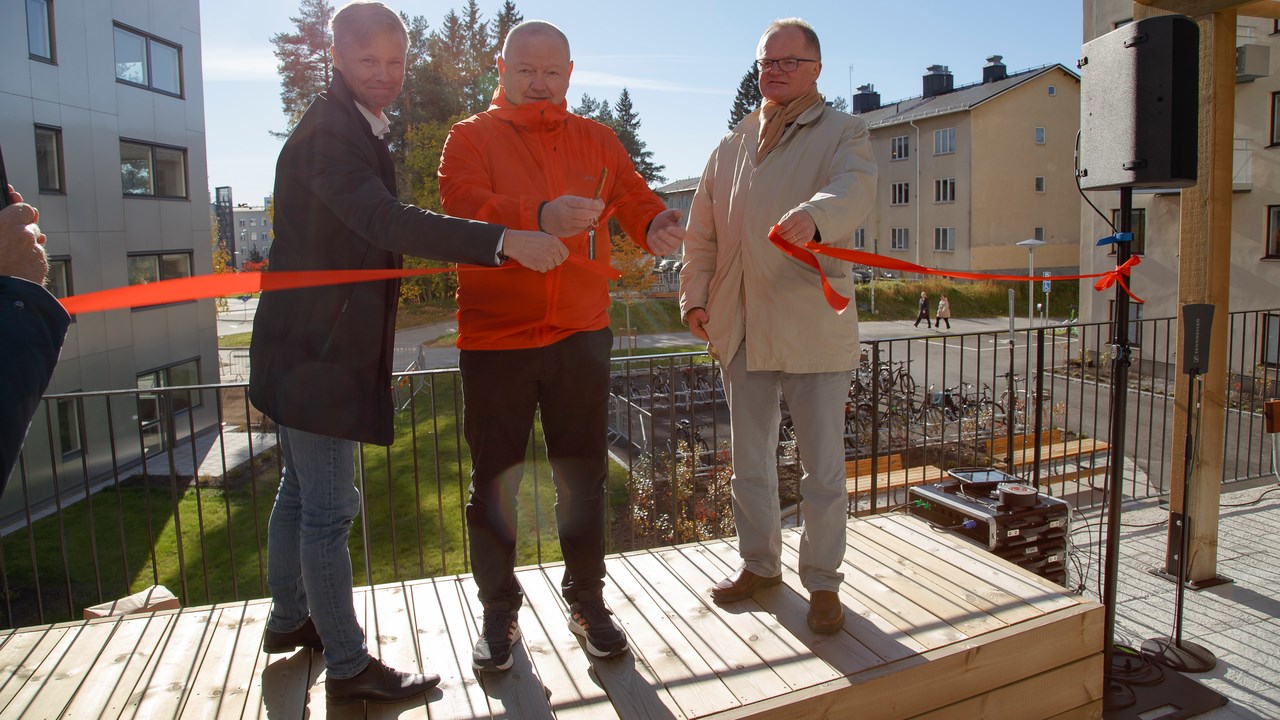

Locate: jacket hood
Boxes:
[487,84,569,132]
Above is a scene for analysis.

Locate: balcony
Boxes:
[1,310,1278,718]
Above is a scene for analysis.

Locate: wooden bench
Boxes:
[986,431,1110,486]
[845,453,948,502]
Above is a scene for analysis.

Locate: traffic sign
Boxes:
[1042,271,1051,294]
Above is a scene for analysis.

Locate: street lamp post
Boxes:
[1016,238,1046,328]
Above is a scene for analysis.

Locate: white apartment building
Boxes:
[1,0,217,518]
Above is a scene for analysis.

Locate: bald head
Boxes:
[497,20,573,106]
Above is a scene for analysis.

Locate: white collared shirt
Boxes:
[354,102,391,140]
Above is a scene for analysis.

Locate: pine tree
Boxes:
[270,0,334,138]
[459,0,493,113]
[727,64,762,129]
[572,93,616,128]
[492,1,523,51]
[613,89,666,185]
[828,95,849,112]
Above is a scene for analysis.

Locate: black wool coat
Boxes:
[250,70,502,445]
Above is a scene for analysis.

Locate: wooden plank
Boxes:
[846,466,948,497]
[457,574,556,719]
[792,526,1008,640]
[367,581,431,720]
[59,616,161,719]
[3,622,98,719]
[512,565,619,720]
[846,519,1043,626]
[207,599,276,720]
[1044,698,1103,720]
[408,577,494,720]
[605,551,734,718]
[867,515,1079,613]
[122,607,220,719]
[660,540,860,681]
[0,625,70,713]
[82,612,180,719]
[909,653,1104,720]
[175,602,261,719]
[705,601,1103,720]
[1136,0,1277,17]
[243,630,322,720]
[628,548,793,702]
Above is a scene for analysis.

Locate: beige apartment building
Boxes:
[1,0,217,520]
[854,59,1082,277]
[1079,1,1280,343]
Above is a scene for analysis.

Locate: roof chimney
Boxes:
[983,55,1007,83]
[851,83,881,113]
[923,65,953,98]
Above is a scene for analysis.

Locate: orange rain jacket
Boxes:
[439,94,667,350]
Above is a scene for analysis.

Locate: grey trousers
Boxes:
[722,345,850,592]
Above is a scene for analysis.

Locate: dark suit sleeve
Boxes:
[1,277,70,491]
[302,114,503,266]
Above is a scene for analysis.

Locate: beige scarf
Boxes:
[757,88,822,163]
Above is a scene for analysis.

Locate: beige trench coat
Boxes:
[680,102,877,373]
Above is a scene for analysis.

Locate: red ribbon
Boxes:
[768,225,1145,312]
[766,227,850,314]
[59,255,621,316]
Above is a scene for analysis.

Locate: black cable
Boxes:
[1075,130,1117,233]
[1221,485,1280,508]
[1120,517,1168,529]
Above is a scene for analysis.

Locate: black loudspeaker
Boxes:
[1078,15,1199,191]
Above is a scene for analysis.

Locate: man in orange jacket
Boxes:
[439,19,684,673]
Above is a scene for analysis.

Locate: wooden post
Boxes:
[1136,4,1235,584]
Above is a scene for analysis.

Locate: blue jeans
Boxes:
[266,424,368,679]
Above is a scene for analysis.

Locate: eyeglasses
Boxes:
[756,57,818,73]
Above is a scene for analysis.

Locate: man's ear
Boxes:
[330,44,342,73]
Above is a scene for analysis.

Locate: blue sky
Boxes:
[200,1,1085,205]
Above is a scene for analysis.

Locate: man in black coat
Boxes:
[249,1,565,705]
[0,188,68,492]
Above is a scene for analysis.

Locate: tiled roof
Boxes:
[855,64,1078,129]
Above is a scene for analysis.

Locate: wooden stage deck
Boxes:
[0,514,1104,719]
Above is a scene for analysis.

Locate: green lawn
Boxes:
[0,375,642,627]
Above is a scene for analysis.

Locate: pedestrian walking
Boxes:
[936,294,951,330]
[913,291,931,328]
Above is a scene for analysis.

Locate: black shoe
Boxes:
[567,591,628,659]
[262,616,324,654]
[325,657,440,704]
[473,607,521,672]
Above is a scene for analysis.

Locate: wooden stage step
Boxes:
[0,514,1103,719]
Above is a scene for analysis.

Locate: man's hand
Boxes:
[685,307,710,341]
[540,195,604,237]
[774,207,817,245]
[0,187,49,286]
[646,209,685,256]
[502,229,569,273]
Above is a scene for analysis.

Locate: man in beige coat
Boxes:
[679,18,876,634]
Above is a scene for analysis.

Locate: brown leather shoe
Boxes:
[325,657,440,704]
[807,590,845,634]
[710,568,783,604]
[262,616,324,654]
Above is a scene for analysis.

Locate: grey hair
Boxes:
[331,1,408,50]
[761,18,821,60]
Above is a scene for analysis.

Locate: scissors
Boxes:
[588,167,607,260]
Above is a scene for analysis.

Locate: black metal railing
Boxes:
[2,307,1275,629]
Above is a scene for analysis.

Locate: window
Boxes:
[1048,85,1056,97]
[891,182,910,205]
[854,227,865,249]
[35,125,64,193]
[934,227,955,252]
[890,227,909,251]
[1034,127,1046,144]
[128,252,192,287]
[249,219,257,226]
[239,219,246,227]
[27,0,54,62]
[890,135,910,161]
[137,359,202,455]
[1263,313,1280,368]
[1271,92,1280,147]
[114,24,182,96]
[934,127,956,155]
[1034,226,1045,242]
[56,398,81,457]
[250,232,258,241]
[934,177,955,203]
[47,257,71,298]
[120,141,187,198]
[1109,208,1147,255]
[1035,176,1046,193]
[1267,205,1280,258]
